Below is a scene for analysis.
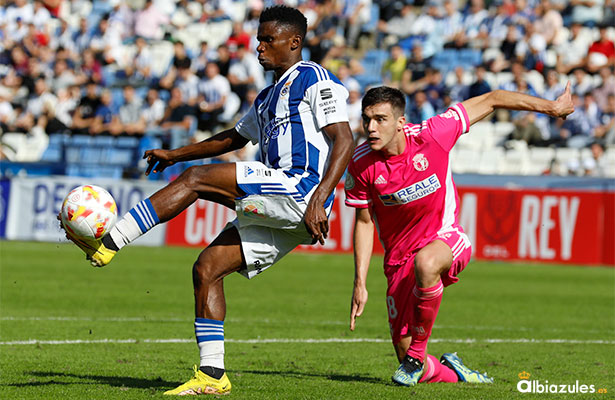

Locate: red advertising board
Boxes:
[165,185,614,266]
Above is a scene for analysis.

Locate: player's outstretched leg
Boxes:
[440,353,494,383]
[163,365,231,396]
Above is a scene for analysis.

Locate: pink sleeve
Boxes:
[426,104,470,152]
[344,160,371,209]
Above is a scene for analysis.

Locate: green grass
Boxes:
[1,241,614,399]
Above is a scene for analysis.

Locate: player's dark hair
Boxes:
[362,86,406,117]
[259,5,307,40]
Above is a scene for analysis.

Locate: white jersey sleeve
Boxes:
[305,80,350,129]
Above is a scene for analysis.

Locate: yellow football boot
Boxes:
[164,366,231,396]
[63,228,116,267]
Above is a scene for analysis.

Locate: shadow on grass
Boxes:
[5,368,386,390]
[5,371,176,389]
[230,368,386,385]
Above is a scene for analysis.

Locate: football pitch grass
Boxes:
[1,241,613,399]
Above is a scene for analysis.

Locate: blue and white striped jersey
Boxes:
[235,60,349,205]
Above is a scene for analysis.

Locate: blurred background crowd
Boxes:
[0,0,614,180]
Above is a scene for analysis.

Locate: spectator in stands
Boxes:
[582,141,608,176]
[594,67,615,111]
[340,0,371,49]
[543,69,565,101]
[89,15,122,65]
[447,66,469,103]
[108,0,134,41]
[377,3,415,47]
[90,89,116,136]
[585,24,615,73]
[0,92,16,133]
[596,93,615,146]
[116,86,146,136]
[336,63,361,97]
[72,80,100,134]
[51,58,84,93]
[215,44,232,77]
[515,23,547,72]
[441,0,465,49]
[305,0,339,64]
[134,0,169,41]
[401,44,432,95]
[52,87,77,133]
[534,0,565,47]
[423,68,446,112]
[571,0,604,26]
[72,17,92,55]
[227,44,265,101]
[499,23,520,63]
[158,87,196,149]
[407,91,436,124]
[5,0,34,30]
[555,22,593,74]
[21,77,57,132]
[192,41,215,77]
[176,64,200,106]
[226,21,252,57]
[460,0,489,48]
[571,67,594,96]
[467,64,491,99]
[142,88,166,133]
[80,49,103,85]
[382,44,408,88]
[128,36,154,83]
[159,41,191,91]
[32,0,51,30]
[559,92,595,147]
[197,62,230,133]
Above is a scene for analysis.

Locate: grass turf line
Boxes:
[1,241,613,399]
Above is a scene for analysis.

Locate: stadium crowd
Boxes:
[0,0,614,178]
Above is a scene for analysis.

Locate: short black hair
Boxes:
[259,5,307,40]
[362,86,406,117]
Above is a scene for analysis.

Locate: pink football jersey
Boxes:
[345,104,471,266]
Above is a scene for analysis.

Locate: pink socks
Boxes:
[407,280,444,362]
[419,354,459,383]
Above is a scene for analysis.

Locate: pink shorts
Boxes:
[384,230,472,344]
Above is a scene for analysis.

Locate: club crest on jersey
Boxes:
[378,174,441,205]
[344,174,355,190]
[413,153,429,171]
[280,81,292,97]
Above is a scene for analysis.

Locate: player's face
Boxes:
[256,21,300,71]
[362,103,406,155]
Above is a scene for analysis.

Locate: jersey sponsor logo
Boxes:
[320,88,333,100]
[412,153,429,171]
[375,175,387,185]
[378,174,441,206]
[344,174,355,190]
[263,115,291,146]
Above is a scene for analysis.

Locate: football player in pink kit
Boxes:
[345,85,574,386]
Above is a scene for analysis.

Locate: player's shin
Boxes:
[195,318,225,379]
[407,280,444,362]
[418,354,459,383]
[107,198,160,250]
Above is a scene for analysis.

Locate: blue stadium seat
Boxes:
[65,147,81,163]
[102,148,134,166]
[115,136,140,148]
[70,135,93,147]
[40,144,63,162]
[81,146,102,164]
[93,135,115,147]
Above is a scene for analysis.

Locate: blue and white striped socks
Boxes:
[108,199,160,250]
[195,318,225,369]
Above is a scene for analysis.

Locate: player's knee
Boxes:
[414,251,448,281]
[192,257,218,287]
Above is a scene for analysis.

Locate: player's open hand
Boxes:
[143,149,176,176]
[553,81,574,120]
[350,285,368,331]
[304,200,329,245]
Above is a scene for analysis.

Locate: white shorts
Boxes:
[232,161,314,279]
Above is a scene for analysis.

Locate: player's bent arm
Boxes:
[350,207,374,331]
[461,82,574,126]
[304,122,355,244]
[167,128,249,162]
[144,128,249,174]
